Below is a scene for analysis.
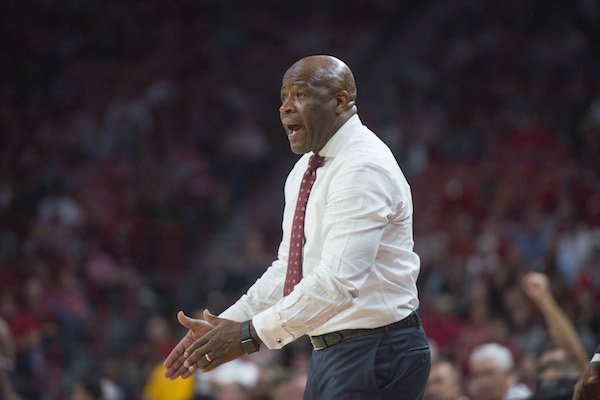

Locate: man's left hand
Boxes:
[183,311,245,373]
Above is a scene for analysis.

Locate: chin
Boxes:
[290,144,308,154]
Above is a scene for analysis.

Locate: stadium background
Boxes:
[1,0,599,398]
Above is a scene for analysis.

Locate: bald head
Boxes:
[284,55,357,110]
[279,55,358,154]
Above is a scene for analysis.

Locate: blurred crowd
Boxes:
[1,0,599,399]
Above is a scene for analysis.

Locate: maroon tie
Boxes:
[284,154,324,296]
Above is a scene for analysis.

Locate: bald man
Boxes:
[164,55,430,399]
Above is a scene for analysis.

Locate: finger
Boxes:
[186,351,216,373]
[164,345,190,379]
[169,362,191,380]
[200,355,223,372]
[178,311,215,336]
[179,368,194,379]
[186,353,213,372]
[164,341,185,369]
[184,342,213,370]
[184,333,210,360]
[203,309,221,325]
[177,310,200,329]
[165,361,186,379]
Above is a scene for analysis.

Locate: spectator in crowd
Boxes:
[467,342,532,400]
[0,318,20,400]
[71,367,124,400]
[142,363,195,400]
[0,1,599,397]
[268,370,307,400]
[534,345,580,400]
[521,272,589,373]
[164,55,430,399]
[71,376,102,400]
[519,270,600,399]
[142,316,196,400]
[424,358,466,400]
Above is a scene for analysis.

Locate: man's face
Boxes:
[468,358,511,400]
[279,63,338,154]
[424,362,462,400]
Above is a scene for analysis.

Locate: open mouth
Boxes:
[285,124,302,139]
[287,124,303,135]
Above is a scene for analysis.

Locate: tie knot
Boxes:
[308,155,324,170]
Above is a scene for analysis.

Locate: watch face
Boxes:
[241,320,259,354]
[242,338,259,354]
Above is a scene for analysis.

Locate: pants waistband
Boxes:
[309,312,420,351]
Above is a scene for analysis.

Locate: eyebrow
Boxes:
[281,80,309,89]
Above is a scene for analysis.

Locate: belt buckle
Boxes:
[310,336,327,351]
[310,332,344,351]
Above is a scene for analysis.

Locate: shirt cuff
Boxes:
[219,304,251,322]
[252,307,295,349]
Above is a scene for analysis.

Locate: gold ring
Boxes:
[204,354,212,363]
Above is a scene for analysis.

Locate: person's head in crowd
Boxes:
[536,345,579,381]
[71,374,103,400]
[269,370,307,400]
[71,368,123,400]
[533,345,578,400]
[279,55,357,155]
[424,359,464,400]
[212,381,249,400]
[467,343,531,400]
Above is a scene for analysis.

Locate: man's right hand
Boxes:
[163,310,216,380]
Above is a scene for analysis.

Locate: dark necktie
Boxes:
[284,154,324,296]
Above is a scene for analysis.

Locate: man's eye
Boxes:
[296,92,305,98]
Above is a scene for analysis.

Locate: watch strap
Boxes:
[241,320,259,354]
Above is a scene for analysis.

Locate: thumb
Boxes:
[203,309,220,326]
[177,310,203,330]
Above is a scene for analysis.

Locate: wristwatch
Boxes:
[241,320,260,354]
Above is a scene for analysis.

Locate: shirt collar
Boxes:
[316,114,362,158]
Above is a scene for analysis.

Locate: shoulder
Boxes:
[333,126,405,182]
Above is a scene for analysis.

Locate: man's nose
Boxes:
[280,98,295,114]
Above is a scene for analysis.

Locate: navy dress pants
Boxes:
[303,318,430,399]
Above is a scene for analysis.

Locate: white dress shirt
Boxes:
[220,114,421,349]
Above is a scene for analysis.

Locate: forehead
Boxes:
[280,76,334,99]
[280,78,309,91]
[281,61,330,89]
[471,358,503,374]
[281,70,315,90]
[432,363,452,376]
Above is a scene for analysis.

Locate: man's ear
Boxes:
[334,90,350,113]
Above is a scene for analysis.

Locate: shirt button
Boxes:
[277,338,282,344]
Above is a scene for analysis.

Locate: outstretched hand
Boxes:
[163,310,215,380]
[180,312,246,373]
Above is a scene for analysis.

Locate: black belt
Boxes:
[309,312,420,351]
